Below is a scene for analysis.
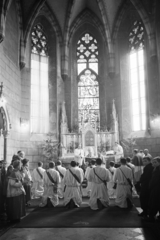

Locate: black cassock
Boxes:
[139,163,153,215]
[148,166,160,218]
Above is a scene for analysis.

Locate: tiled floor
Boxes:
[0,194,159,240]
[0,227,158,240]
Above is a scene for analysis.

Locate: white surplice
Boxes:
[85,165,95,196]
[74,148,85,166]
[113,165,133,208]
[63,167,83,207]
[39,168,61,207]
[56,165,66,198]
[31,167,45,198]
[88,166,110,210]
[107,167,116,199]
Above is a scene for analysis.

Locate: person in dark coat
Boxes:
[21,158,32,205]
[146,157,160,222]
[132,149,143,193]
[6,160,26,222]
[138,157,153,217]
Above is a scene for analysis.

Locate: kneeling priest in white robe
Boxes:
[31,161,45,198]
[113,157,133,209]
[39,161,61,207]
[56,160,66,198]
[63,160,83,208]
[85,159,96,197]
[88,158,110,210]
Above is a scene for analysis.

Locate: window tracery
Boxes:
[129,21,146,131]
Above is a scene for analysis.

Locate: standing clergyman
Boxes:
[74,144,85,166]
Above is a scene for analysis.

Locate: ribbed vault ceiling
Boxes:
[20,0,153,37]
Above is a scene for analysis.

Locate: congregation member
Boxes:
[138,157,153,218]
[107,161,116,199]
[147,157,160,222]
[39,161,61,208]
[6,160,26,222]
[31,161,45,199]
[143,149,152,159]
[132,149,143,193]
[11,154,21,166]
[88,158,110,210]
[113,157,133,209]
[63,160,83,209]
[56,160,66,199]
[21,159,32,205]
[85,159,96,197]
[17,150,25,161]
[139,150,145,158]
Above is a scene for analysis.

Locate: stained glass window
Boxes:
[78,69,100,129]
[31,24,49,133]
[129,21,146,131]
[77,33,98,75]
[77,33,99,130]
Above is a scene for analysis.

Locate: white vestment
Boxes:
[63,167,83,207]
[114,144,124,163]
[39,169,61,207]
[113,165,133,208]
[107,167,116,198]
[88,166,110,210]
[85,165,95,196]
[31,167,45,198]
[74,148,85,166]
[56,165,66,198]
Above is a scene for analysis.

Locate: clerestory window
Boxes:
[77,33,99,130]
[129,21,146,131]
[30,24,49,133]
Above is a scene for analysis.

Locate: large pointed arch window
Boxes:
[77,33,99,130]
[129,21,146,131]
[30,24,49,133]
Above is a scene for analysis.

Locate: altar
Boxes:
[59,100,120,168]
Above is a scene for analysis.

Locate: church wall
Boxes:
[0,1,21,163]
[116,3,160,158]
[19,16,59,170]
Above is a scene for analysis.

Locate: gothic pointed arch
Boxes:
[24,1,62,47]
[61,0,76,79]
[130,0,156,57]
[112,0,130,43]
[96,0,114,74]
[0,0,6,42]
[69,9,106,46]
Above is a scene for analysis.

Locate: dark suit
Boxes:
[132,154,143,192]
[139,163,153,215]
[148,166,160,218]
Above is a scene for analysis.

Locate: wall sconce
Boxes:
[20,118,29,129]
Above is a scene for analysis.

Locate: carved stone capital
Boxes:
[61,74,68,82]
[19,61,26,70]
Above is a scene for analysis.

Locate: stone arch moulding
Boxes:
[0,99,11,135]
[24,2,62,51]
[0,96,11,163]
